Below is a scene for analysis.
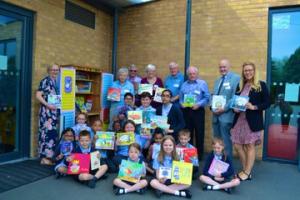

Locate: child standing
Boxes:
[176,129,199,179]
[113,143,148,195]
[54,128,75,178]
[72,112,92,141]
[72,130,108,188]
[199,137,240,193]
[150,135,192,198]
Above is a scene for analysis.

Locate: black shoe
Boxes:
[202,184,208,191]
[155,189,162,198]
[55,172,63,179]
[115,188,126,195]
[137,188,146,194]
[202,184,213,191]
[224,188,232,194]
[88,177,97,188]
[100,173,108,180]
[179,190,192,199]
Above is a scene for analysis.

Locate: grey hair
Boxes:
[118,67,129,76]
[145,64,156,72]
[186,66,198,74]
[169,62,178,68]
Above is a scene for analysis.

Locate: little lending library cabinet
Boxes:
[60,65,102,128]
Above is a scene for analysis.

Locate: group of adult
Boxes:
[36,59,269,181]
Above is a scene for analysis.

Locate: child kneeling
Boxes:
[199,137,240,193]
[113,143,148,195]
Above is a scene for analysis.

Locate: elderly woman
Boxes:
[109,67,134,126]
[140,64,164,109]
[36,64,60,165]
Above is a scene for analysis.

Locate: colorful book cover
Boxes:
[179,147,199,166]
[138,84,153,95]
[208,158,229,176]
[67,153,90,174]
[60,141,73,156]
[230,95,249,111]
[127,110,143,124]
[171,161,193,185]
[183,94,196,107]
[85,99,93,112]
[153,87,166,103]
[75,96,87,113]
[117,132,135,146]
[142,110,155,124]
[118,160,144,183]
[151,115,169,129]
[158,167,172,179]
[76,82,91,93]
[90,151,101,170]
[48,94,62,109]
[95,131,115,150]
[152,143,161,159]
[211,95,226,111]
[107,87,121,102]
[140,124,152,138]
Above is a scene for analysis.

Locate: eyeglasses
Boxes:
[162,94,171,97]
[130,70,137,72]
[51,69,59,71]
[244,69,254,72]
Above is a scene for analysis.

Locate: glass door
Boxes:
[0,2,33,162]
[265,8,300,163]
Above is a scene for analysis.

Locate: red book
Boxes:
[107,88,121,102]
[67,153,90,174]
[183,148,198,164]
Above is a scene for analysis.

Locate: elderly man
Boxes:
[179,66,210,160]
[164,62,184,107]
[211,59,240,158]
[128,64,142,94]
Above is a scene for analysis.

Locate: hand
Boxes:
[47,104,57,111]
[165,129,174,134]
[66,156,73,162]
[246,102,256,110]
[96,151,100,159]
[56,154,64,160]
[158,178,166,183]
[192,104,200,110]
[213,108,225,115]
[233,108,240,113]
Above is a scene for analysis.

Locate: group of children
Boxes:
[52,109,240,198]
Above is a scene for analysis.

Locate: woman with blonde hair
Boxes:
[231,62,270,181]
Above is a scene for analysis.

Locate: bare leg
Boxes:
[234,143,246,170]
[199,175,220,186]
[57,166,67,174]
[244,143,256,175]
[94,164,108,179]
[150,179,190,195]
[78,173,94,181]
[113,178,133,190]
[127,179,148,192]
[218,178,240,189]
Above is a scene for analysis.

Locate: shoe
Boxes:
[202,184,213,190]
[202,184,208,191]
[155,189,162,198]
[115,188,126,195]
[88,177,97,188]
[55,172,63,179]
[100,173,108,180]
[136,188,146,194]
[179,190,192,199]
[224,188,232,194]
[237,171,252,181]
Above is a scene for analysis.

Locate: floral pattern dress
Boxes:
[38,76,59,159]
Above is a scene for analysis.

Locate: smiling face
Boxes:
[92,120,102,132]
[219,59,230,76]
[76,114,86,125]
[128,146,140,161]
[161,90,171,104]
[243,64,255,82]
[162,139,174,155]
[154,133,163,144]
[63,130,74,142]
[179,135,190,146]
[169,62,179,76]
[187,67,198,81]
[118,72,128,83]
[141,96,151,107]
[79,135,91,149]
[124,122,135,132]
[213,142,224,156]
[49,64,59,79]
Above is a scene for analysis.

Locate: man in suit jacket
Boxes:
[212,59,240,158]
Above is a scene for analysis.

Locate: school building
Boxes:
[0,0,299,168]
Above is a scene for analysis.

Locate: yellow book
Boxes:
[117,132,135,146]
[171,161,193,185]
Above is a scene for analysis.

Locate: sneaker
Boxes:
[155,189,162,198]
[179,190,192,199]
[100,173,108,180]
[116,188,126,195]
[224,188,232,194]
[55,172,62,179]
[88,177,97,188]
[136,188,146,194]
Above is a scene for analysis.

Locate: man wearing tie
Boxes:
[212,59,240,158]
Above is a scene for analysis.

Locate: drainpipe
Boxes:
[184,0,192,80]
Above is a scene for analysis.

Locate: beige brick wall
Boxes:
[118,0,300,158]
[4,0,113,157]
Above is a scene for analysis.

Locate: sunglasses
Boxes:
[130,70,137,72]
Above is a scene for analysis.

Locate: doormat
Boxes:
[0,159,54,193]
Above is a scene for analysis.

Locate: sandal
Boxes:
[237,171,252,181]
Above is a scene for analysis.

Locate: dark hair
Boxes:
[59,127,75,142]
[128,143,141,153]
[123,120,136,132]
[124,92,134,99]
[79,130,91,139]
[140,92,152,99]
[151,128,164,144]
[162,89,173,97]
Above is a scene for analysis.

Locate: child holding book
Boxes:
[72,112,92,141]
[150,135,192,198]
[71,130,108,188]
[199,137,240,193]
[117,92,136,127]
[113,143,148,195]
[176,129,199,179]
[54,127,76,178]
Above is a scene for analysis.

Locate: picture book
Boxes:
[138,84,153,95]
[107,87,121,102]
[75,96,87,113]
[176,147,199,166]
[76,82,91,93]
[67,153,90,174]
[60,141,73,156]
[152,143,161,159]
[158,167,172,179]
[208,158,229,176]
[211,95,226,111]
[90,151,101,171]
[118,160,144,183]
[171,161,193,185]
[183,94,196,107]
[117,132,135,146]
[95,131,115,150]
[127,110,143,124]
[85,99,93,112]
[153,87,166,103]
[140,124,152,138]
[47,94,62,109]
[151,115,169,129]
[142,110,155,124]
[230,95,249,111]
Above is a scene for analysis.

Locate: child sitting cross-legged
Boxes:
[199,137,240,194]
[113,143,148,195]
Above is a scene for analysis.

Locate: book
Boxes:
[60,141,73,156]
[230,95,249,111]
[142,110,155,124]
[138,84,153,95]
[90,151,101,170]
[67,153,90,174]
[140,124,152,138]
[208,158,229,176]
[152,143,161,159]
[171,161,193,185]
[95,131,115,150]
[85,99,93,112]
[107,87,121,102]
[183,94,196,107]
[76,82,92,93]
[158,167,172,179]
[151,115,169,129]
[117,132,135,146]
[118,160,144,183]
[153,87,166,103]
[75,96,87,113]
[211,95,226,111]
[127,110,143,124]
[176,147,199,166]
[47,94,61,109]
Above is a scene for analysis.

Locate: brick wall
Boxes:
[4,0,113,157]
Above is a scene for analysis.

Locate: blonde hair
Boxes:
[239,62,261,92]
[212,137,227,160]
[178,129,191,138]
[158,135,179,164]
[46,63,59,73]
